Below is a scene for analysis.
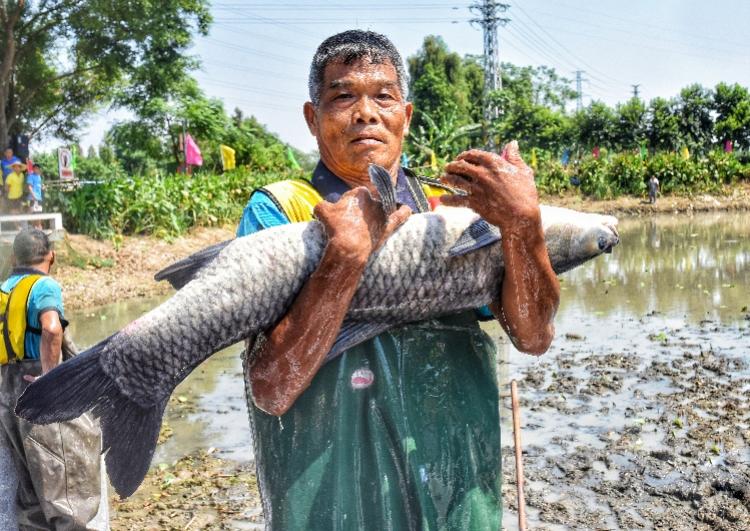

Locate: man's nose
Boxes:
[352,96,379,124]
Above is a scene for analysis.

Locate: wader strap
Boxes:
[403,169,431,214]
[1,303,16,363]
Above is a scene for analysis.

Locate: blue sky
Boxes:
[75,0,750,154]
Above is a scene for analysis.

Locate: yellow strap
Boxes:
[0,275,42,364]
[262,179,324,223]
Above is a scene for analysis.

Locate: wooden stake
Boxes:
[511,379,528,531]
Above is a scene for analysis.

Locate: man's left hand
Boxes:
[439,140,541,231]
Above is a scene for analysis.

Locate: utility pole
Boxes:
[575,70,586,112]
[631,84,641,99]
[470,0,510,149]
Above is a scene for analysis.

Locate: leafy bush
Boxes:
[46,168,301,239]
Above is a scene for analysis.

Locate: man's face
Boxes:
[4,149,12,160]
[304,58,412,186]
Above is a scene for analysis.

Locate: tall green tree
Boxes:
[574,101,617,149]
[613,97,647,151]
[646,97,680,152]
[492,64,574,152]
[713,82,750,150]
[676,84,714,153]
[0,0,211,150]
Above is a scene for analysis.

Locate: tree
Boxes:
[713,82,750,150]
[573,101,617,150]
[646,97,680,152]
[491,64,575,152]
[676,84,714,153]
[406,36,483,160]
[0,0,211,149]
[613,97,647,151]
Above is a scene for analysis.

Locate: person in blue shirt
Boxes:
[26,164,43,208]
[0,229,109,530]
[1,148,21,182]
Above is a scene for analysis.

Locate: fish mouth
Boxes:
[598,224,620,254]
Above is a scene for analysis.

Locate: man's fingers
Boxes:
[444,159,481,179]
[440,173,474,194]
[23,374,37,383]
[375,205,412,250]
[456,149,494,166]
[438,194,471,209]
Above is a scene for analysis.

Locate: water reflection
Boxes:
[558,211,749,324]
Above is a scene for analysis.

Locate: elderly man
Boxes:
[238,30,559,530]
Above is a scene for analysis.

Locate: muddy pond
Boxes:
[64,211,748,530]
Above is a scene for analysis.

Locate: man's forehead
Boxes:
[322,58,399,88]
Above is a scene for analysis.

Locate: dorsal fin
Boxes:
[368,164,397,216]
[154,240,232,289]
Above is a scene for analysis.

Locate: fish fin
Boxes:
[368,164,398,216]
[325,320,393,362]
[15,338,166,498]
[154,239,233,289]
[448,219,502,257]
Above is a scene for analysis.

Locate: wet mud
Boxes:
[498,316,749,530]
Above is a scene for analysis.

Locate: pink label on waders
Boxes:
[350,368,374,389]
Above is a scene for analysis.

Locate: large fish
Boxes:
[16,166,619,498]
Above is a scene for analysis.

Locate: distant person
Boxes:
[648,175,660,204]
[5,160,26,214]
[26,164,44,228]
[1,148,21,182]
[0,229,109,530]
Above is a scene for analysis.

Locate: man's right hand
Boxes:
[314,186,411,266]
[249,185,410,416]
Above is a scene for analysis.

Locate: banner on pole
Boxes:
[220,145,236,171]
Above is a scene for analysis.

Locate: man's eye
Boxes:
[377,93,394,100]
[334,93,352,100]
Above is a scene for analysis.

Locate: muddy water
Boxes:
[66,211,749,529]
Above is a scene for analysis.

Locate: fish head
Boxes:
[540,206,620,274]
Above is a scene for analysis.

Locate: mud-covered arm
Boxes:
[441,141,560,355]
[249,188,411,416]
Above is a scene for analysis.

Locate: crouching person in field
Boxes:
[0,229,109,530]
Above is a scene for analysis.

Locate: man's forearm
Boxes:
[494,215,560,355]
[249,244,368,416]
[40,329,63,374]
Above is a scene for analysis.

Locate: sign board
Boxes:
[58,147,74,180]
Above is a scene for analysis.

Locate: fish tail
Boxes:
[15,338,167,498]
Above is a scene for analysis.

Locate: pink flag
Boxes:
[724,139,733,153]
[592,146,600,159]
[184,134,203,166]
[26,158,34,173]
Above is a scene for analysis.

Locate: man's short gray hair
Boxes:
[13,229,52,266]
[308,30,408,107]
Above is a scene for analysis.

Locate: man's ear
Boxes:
[49,250,55,268]
[403,102,413,137]
[304,102,318,138]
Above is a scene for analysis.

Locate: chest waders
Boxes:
[247,171,502,531]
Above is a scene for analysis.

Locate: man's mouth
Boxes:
[351,135,384,145]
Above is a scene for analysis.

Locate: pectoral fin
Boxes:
[448,219,501,257]
[325,320,393,362]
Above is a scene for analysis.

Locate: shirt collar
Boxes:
[310,160,419,212]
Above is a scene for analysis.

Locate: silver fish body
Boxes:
[16,203,619,497]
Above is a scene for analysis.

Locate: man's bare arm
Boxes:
[39,310,63,374]
[441,141,560,355]
[249,188,410,416]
